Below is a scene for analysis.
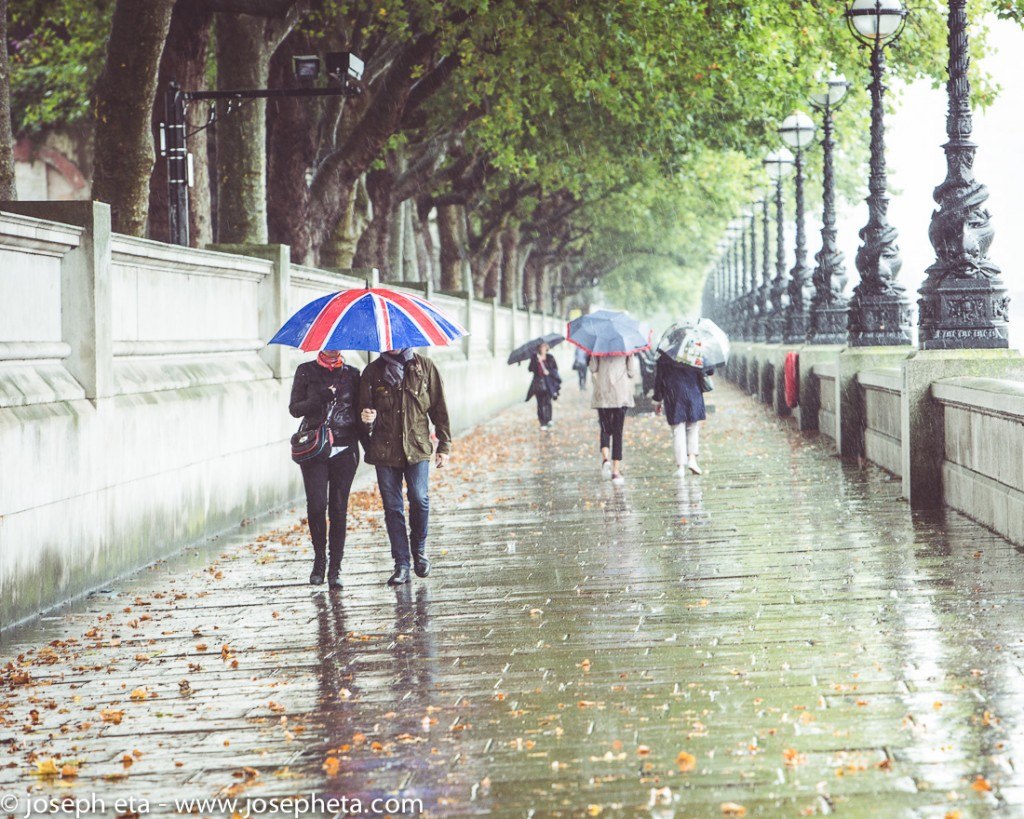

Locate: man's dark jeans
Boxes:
[376,460,430,568]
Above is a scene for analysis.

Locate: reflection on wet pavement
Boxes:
[2,383,1023,817]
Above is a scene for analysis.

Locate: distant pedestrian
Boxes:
[572,347,590,391]
[289,350,368,590]
[652,351,713,475]
[359,349,451,586]
[526,342,561,430]
[589,354,639,485]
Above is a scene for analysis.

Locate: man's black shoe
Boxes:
[413,556,431,578]
[387,566,411,586]
[309,571,325,585]
[327,573,342,591]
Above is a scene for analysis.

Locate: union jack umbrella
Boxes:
[269,287,468,352]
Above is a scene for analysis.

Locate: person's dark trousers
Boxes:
[536,392,553,426]
[598,406,627,461]
[300,448,360,575]
[376,460,430,569]
[577,369,586,390]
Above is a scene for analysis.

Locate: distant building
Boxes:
[13,132,90,201]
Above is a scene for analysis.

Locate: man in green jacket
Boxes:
[359,349,451,585]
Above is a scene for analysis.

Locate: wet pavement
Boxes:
[3,382,1024,818]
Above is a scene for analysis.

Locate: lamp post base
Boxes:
[918,277,1009,350]
[783,309,809,345]
[807,303,850,345]
[847,292,911,347]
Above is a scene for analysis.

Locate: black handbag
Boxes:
[700,373,714,393]
[291,400,335,464]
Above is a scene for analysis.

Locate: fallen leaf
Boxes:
[35,758,59,777]
[783,748,806,767]
[676,751,697,772]
[721,803,747,817]
[971,775,992,793]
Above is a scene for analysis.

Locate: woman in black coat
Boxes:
[652,351,713,475]
[289,350,369,589]
[525,342,560,430]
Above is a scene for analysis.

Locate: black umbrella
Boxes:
[507,332,565,365]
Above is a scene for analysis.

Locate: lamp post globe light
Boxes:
[918,0,1008,349]
[845,0,911,346]
[778,111,817,344]
[807,74,852,344]
[763,148,794,344]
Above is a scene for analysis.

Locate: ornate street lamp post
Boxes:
[734,212,752,341]
[755,193,772,341]
[727,221,743,336]
[845,0,911,346]
[808,74,852,344]
[763,148,795,343]
[746,205,759,340]
[779,112,817,344]
[918,0,1008,348]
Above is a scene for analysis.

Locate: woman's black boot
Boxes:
[309,549,327,585]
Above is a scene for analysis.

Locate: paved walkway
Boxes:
[3,383,1023,818]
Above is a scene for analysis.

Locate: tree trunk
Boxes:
[482,253,499,299]
[522,252,539,310]
[536,263,549,313]
[352,167,394,274]
[149,0,213,245]
[402,199,419,281]
[319,175,362,269]
[437,203,468,292]
[412,198,435,286]
[214,13,275,244]
[266,34,314,261]
[499,227,518,307]
[93,0,175,236]
[307,34,437,261]
[0,0,15,200]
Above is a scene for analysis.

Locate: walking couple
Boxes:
[289,348,450,590]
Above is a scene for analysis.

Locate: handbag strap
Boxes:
[323,397,337,424]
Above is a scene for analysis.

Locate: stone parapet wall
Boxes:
[723,342,1024,544]
[858,368,903,478]
[0,204,562,629]
[933,377,1024,545]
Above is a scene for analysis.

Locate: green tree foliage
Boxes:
[2,0,991,312]
[7,0,114,134]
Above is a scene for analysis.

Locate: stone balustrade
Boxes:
[725,342,1024,549]
[0,202,562,629]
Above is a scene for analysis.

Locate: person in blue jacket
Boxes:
[652,351,713,475]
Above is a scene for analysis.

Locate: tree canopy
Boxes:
[1,0,995,317]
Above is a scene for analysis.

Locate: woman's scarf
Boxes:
[536,353,549,377]
[317,351,345,370]
[382,348,414,387]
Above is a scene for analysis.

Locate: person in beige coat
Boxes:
[589,354,640,485]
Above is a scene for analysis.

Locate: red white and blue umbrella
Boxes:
[269,287,468,352]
